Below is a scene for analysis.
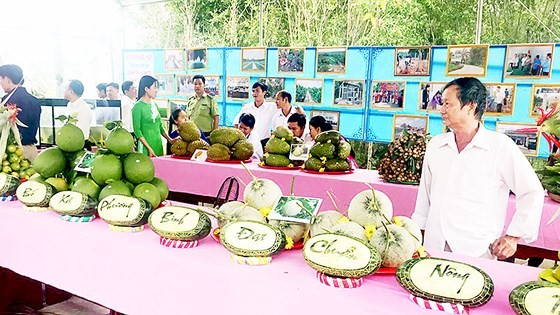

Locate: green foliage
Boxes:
[127,0,560,47]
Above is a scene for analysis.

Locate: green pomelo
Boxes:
[29,173,46,183]
[71,177,101,200]
[91,154,123,185]
[124,153,155,184]
[55,124,85,152]
[33,147,67,178]
[45,177,68,192]
[150,177,169,201]
[133,182,161,209]
[106,127,134,155]
[98,180,132,200]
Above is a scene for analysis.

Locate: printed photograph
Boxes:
[446,45,489,77]
[530,84,560,117]
[164,49,184,71]
[393,115,428,140]
[268,196,322,224]
[204,76,220,97]
[484,83,515,116]
[278,48,305,72]
[295,78,323,105]
[258,77,285,101]
[316,47,346,74]
[289,144,310,161]
[155,74,174,96]
[333,80,364,107]
[310,110,340,131]
[242,47,266,72]
[153,99,169,119]
[395,46,431,76]
[505,43,554,78]
[187,47,208,70]
[169,99,190,114]
[418,82,446,111]
[226,76,250,99]
[371,81,406,110]
[176,74,194,96]
[495,122,539,156]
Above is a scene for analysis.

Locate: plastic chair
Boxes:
[213,176,239,208]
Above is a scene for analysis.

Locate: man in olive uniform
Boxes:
[187,74,219,136]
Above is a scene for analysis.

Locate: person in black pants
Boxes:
[0,64,41,162]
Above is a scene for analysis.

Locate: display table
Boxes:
[153,157,559,252]
[0,202,542,314]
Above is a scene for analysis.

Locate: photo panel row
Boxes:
[155,74,220,97]
[391,115,540,156]
[241,47,347,74]
[398,43,554,78]
[227,76,364,107]
[164,48,208,71]
[243,43,554,77]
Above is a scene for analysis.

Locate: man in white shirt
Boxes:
[120,80,137,132]
[64,80,93,140]
[287,113,312,144]
[233,82,277,148]
[272,90,306,129]
[412,77,544,260]
[237,113,263,161]
[106,82,121,100]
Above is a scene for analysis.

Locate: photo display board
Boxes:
[123,44,560,157]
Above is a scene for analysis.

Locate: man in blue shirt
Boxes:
[531,55,542,75]
[542,53,552,76]
[0,65,41,162]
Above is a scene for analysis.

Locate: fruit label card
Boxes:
[289,144,311,161]
[303,233,381,278]
[74,152,96,173]
[220,220,285,257]
[190,149,207,162]
[269,195,322,224]
[395,257,494,307]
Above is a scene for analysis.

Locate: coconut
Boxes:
[217,203,265,228]
[370,224,416,267]
[330,221,368,242]
[310,210,344,237]
[347,187,393,228]
[241,163,282,212]
[392,216,422,250]
[269,219,307,243]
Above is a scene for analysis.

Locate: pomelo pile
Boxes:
[210,165,309,249]
[261,126,303,168]
[378,130,427,184]
[31,120,169,209]
[170,121,209,156]
[310,186,424,268]
[303,130,352,172]
[207,127,254,161]
[1,143,35,180]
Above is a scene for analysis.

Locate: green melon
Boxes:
[55,123,85,152]
[310,210,345,237]
[133,182,161,209]
[33,147,67,178]
[91,154,123,185]
[124,153,155,185]
[370,224,416,267]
